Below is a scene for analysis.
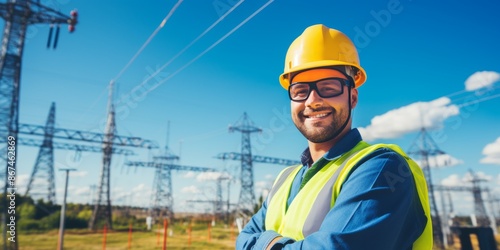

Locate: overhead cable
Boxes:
[142,0,275,94]
[134,0,246,92]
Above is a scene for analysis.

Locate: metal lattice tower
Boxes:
[19,101,132,205]
[7,108,156,233]
[25,102,56,203]
[126,160,218,222]
[149,122,179,221]
[215,176,230,214]
[467,169,490,226]
[228,112,262,214]
[89,82,116,230]
[187,175,231,222]
[407,127,445,249]
[149,152,179,222]
[0,2,76,249]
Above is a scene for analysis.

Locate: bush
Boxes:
[65,216,88,229]
[18,219,43,231]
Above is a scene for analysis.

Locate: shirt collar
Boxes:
[300,128,363,166]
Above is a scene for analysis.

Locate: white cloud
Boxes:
[183,171,195,178]
[132,183,148,192]
[465,71,500,91]
[181,185,201,194]
[74,186,90,195]
[15,174,29,194]
[195,172,230,181]
[441,172,493,186]
[441,174,462,186]
[463,171,492,182]
[359,97,459,141]
[415,154,463,168]
[480,137,500,165]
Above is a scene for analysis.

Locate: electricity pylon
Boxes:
[0,2,77,248]
[228,112,262,214]
[408,127,446,249]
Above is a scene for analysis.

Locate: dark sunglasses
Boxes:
[288,77,352,101]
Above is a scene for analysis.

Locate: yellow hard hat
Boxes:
[279,24,367,89]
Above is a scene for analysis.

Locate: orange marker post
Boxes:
[102,224,107,250]
[188,223,192,247]
[162,219,168,250]
[208,222,211,243]
[128,223,132,250]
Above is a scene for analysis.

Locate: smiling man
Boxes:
[236,24,433,250]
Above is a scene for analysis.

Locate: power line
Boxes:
[133,0,246,92]
[456,93,500,108]
[142,0,275,95]
[77,0,184,122]
[111,0,184,83]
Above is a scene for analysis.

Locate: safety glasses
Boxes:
[288,77,351,101]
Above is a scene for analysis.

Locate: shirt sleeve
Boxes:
[272,149,426,249]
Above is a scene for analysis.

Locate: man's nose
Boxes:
[304,89,323,108]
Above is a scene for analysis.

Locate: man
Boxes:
[236,24,432,250]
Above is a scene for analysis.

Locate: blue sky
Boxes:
[7,0,500,217]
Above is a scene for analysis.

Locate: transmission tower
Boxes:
[467,169,490,226]
[14,112,157,231]
[126,160,219,223]
[407,127,445,249]
[228,112,262,214]
[140,122,180,222]
[7,99,158,232]
[20,103,132,202]
[0,1,77,249]
[187,175,232,223]
[89,82,116,230]
[22,102,130,204]
[25,102,56,204]
[149,154,177,222]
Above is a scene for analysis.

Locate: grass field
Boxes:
[6,224,500,249]
[9,223,237,250]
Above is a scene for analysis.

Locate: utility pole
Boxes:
[57,168,76,250]
[0,2,77,249]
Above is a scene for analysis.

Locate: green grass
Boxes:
[6,223,237,250]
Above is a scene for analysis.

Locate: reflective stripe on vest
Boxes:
[265,142,433,250]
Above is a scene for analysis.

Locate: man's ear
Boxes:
[350,87,358,108]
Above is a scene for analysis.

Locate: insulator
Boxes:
[53,25,60,49]
[46,25,53,48]
[73,149,82,162]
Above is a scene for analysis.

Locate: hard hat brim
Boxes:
[279,60,367,89]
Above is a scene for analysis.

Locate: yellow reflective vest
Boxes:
[265,141,432,249]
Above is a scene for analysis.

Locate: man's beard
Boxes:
[293,107,349,143]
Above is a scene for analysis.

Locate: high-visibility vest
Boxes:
[265,141,432,249]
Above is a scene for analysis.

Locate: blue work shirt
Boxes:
[236,129,427,250]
